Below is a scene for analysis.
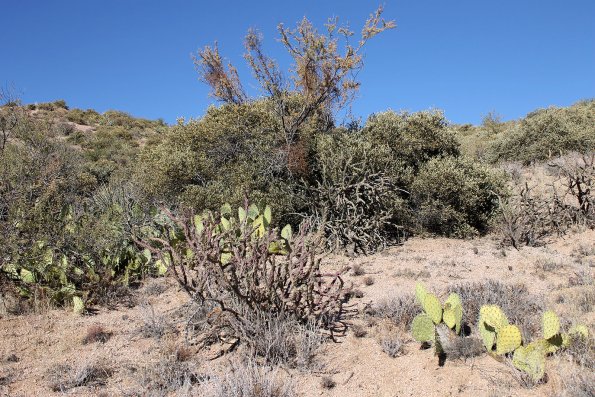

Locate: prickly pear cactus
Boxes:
[480,305,509,331]
[542,310,560,340]
[496,324,522,355]
[73,296,85,315]
[412,313,435,342]
[443,293,463,334]
[568,324,589,339]
[512,342,546,382]
[422,293,443,324]
[415,282,428,306]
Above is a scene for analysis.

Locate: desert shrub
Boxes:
[136,202,350,349]
[487,99,595,164]
[135,100,297,217]
[497,153,594,248]
[362,109,460,174]
[411,156,507,237]
[305,130,409,253]
[66,108,101,125]
[239,310,323,369]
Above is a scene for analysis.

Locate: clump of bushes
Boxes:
[487,99,595,164]
[411,156,506,237]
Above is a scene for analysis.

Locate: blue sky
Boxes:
[2,0,594,125]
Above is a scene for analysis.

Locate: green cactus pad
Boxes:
[479,316,496,351]
[415,282,428,306]
[194,214,204,234]
[422,293,443,324]
[281,224,293,241]
[247,204,260,220]
[411,313,435,342]
[542,310,560,340]
[220,203,232,216]
[568,324,588,339]
[480,305,509,331]
[73,296,85,315]
[443,293,463,333]
[20,269,35,284]
[263,205,272,227]
[496,324,522,355]
[512,342,546,382]
[238,207,247,223]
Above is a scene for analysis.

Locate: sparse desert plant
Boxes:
[320,376,336,389]
[369,294,419,329]
[351,324,368,338]
[205,359,296,397]
[380,333,406,358]
[83,324,111,344]
[136,202,350,349]
[48,360,112,393]
[138,303,171,340]
[134,355,199,395]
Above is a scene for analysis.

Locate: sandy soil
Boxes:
[1,229,593,397]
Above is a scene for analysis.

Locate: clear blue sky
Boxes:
[2,0,594,125]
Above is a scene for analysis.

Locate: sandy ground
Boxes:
[1,228,593,397]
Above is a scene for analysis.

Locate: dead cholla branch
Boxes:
[135,203,351,349]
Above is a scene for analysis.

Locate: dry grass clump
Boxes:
[379,333,406,358]
[351,264,365,276]
[351,324,368,338]
[133,356,200,396]
[368,293,419,329]
[48,360,112,392]
[240,311,324,370]
[320,376,336,389]
[565,334,595,369]
[447,280,544,339]
[205,359,296,397]
[83,324,112,344]
[138,303,172,340]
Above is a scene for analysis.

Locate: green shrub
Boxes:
[487,99,595,164]
[411,156,507,237]
[362,109,460,175]
[305,129,409,252]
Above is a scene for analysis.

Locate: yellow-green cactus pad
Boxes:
[415,282,428,306]
[73,296,85,315]
[496,324,522,355]
[568,324,589,339]
[443,293,463,333]
[480,305,509,331]
[19,269,35,284]
[412,313,435,342]
[422,293,443,324]
[512,342,546,382]
[479,315,496,350]
[542,310,560,340]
